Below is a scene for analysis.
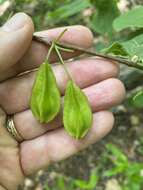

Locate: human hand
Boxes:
[0,13,125,190]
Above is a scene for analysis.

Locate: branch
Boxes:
[33,35,143,71]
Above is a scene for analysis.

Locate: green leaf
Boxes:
[102,34,143,63]
[30,61,61,123]
[63,80,93,139]
[46,0,91,24]
[113,6,143,31]
[43,184,51,190]
[126,163,143,177]
[104,167,126,177]
[90,0,120,35]
[102,42,129,56]
[88,169,98,189]
[74,169,98,189]
[133,90,143,108]
[0,0,4,4]
[56,176,66,190]
[122,34,143,61]
[106,144,128,164]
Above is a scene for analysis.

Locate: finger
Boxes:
[20,111,114,175]
[0,107,24,190]
[0,13,34,72]
[0,25,93,81]
[14,78,125,140]
[0,58,119,114]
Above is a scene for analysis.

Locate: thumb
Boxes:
[0,12,34,71]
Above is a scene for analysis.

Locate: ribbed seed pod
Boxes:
[30,61,61,123]
[63,80,93,139]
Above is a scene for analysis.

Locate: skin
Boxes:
[0,13,126,190]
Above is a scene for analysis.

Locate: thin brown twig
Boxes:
[33,35,143,71]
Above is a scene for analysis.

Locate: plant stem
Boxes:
[54,45,73,80]
[46,41,55,60]
[33,35,143,71]
[39,29,68,61]
[55,28,68,43]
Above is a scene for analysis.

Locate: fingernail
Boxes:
[2,13,28,32]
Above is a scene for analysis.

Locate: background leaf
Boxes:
[46,0,91,24]
[74,169,98,189]
[0,0,6,5]
[102,33,143,63]
[132,90,143,108]
[90,0,120,35]
[122,34,143,61]
[102,42,129,56]
[113,6,143,31]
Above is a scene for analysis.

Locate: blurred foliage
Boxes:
[0,0,92,30]
[104,144,143,190]
[90,0,120,37]
[43,144,143,190]
[113,6,143,31]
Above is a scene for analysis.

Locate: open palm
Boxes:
[0,13,125,190]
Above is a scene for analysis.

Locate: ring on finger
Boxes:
[5,115,23,142]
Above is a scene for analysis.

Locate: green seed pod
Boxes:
[30,61,61,123]
[63,80,93,139]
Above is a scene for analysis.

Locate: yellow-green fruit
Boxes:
[30,61,61,123]
[63,80,93,139]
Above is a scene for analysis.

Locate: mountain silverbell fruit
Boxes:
[30,61,61,123]
[63,80,93,139]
